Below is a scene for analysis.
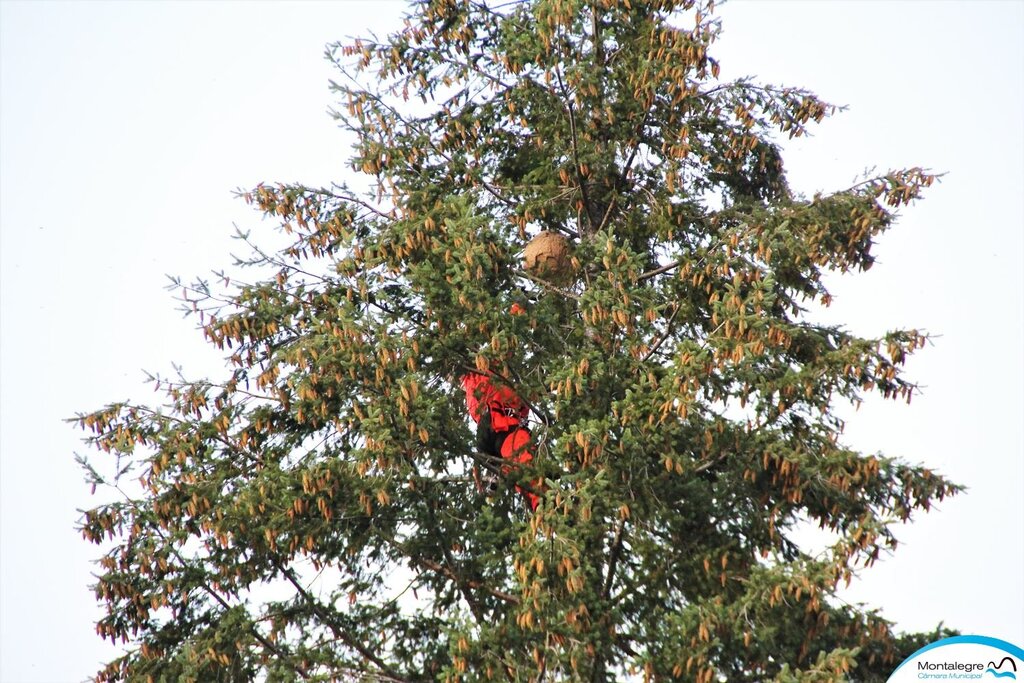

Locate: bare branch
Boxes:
[274,560,413,683]
[514,268,581,301]
[640,303,682,363]
[415,557,521,605]
[555,67,596,235]
[637,256,687,282]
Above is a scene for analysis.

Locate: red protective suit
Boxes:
[462,372,539,510]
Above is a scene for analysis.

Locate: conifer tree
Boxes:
[76,1,959,680]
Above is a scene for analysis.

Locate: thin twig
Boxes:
[109,485,313,680]
[309,184,398,221]
[515,268,581,301]
[415,557,521,605]
[555,67,596,235]
[430,497,487,621]
[594,112,649,236]
[275,559,412,682]
[601,520,628,601]
[637,256,687,282]
[640,303,682,363]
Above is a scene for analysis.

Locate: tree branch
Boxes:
[640,303,682,363]
[333,67,517,212]
[319,183,398,221]
[555,66,596,235]
[429,499,488,622]
[637,233,727,283]
[274,560,413,683]
[601,520,628,601]
[515,268,580,301]
[109,485,313,680]
[637,256,687,282]
[415,557,521,605]
[591,518,629,683]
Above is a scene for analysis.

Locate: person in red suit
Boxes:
[461,305,541,510]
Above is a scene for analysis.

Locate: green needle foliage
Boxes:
[75,1,960,681]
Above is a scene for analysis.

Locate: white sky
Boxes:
[1,1,1021,681]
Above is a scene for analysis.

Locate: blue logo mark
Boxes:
[890,635,1024,680]
[987,656,1018,680]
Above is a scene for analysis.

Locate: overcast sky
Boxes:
[1,1,1022,681]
